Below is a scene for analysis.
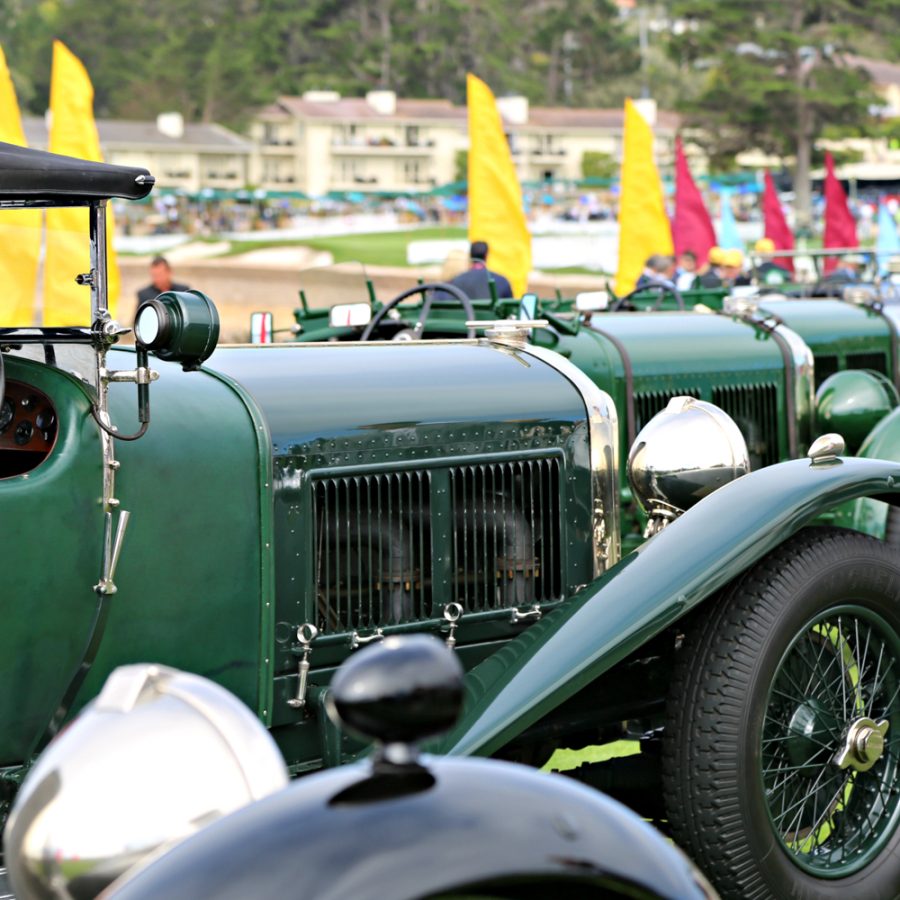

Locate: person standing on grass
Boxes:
[445,241,513,300]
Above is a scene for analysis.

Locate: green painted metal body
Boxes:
[205,342,598,769]
[0,349,269,764]
[0,339,597,775]
[435,455,900,758]
[529,312,806,546]
[0,357,104,763]
[815,369,899,454]
[538,310,798,459]
[756,298,896,388]
[835,405,900,539]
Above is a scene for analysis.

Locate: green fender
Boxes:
[839,405,900,538]
[435,455,900,758]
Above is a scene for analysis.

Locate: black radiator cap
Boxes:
[327,635,463,747]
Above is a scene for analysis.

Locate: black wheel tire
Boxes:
[662,527,900,900]
[884,505,900,552]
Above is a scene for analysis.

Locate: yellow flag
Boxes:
[0,45,41,324]
[44,40,120,325]
[467,73,531,297]
[615,98,673,295]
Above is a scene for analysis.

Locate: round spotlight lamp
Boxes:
[815,369,899,454]
[628,396,749,533]
[135,290,220,370]
[4,664,287,900]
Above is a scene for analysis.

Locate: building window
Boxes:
[336,124,359,146]
[403,161,421,183]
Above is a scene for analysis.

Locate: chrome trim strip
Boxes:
[219,339,483,349]
[773,323,815,453]
[874,304,900,391]
[511,341,620,574]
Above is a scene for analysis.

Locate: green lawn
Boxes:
[543,739,640,772]
[539,265,608,276]
[225,226,468,266]
[220,227,606,272]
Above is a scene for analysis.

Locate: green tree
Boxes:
[517,0,639,106]
[454,149,467,183]
[581,150,616,180]
[668,0,899,227]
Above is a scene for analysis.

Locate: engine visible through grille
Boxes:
[815,355,839,388]
[450,459,562,610]
[311,458,565,635]
[635,388,701,433]
[312,472,432,633]
[712,383,779,469]
[846,351,888,376]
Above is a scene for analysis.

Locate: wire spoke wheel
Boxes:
[761,607,900,875]
[663,528,900,899]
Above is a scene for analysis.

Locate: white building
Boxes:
[251,90,679,195]
[23,113,253,194]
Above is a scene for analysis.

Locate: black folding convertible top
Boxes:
[0,141,154,202]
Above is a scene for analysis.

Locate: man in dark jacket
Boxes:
[445,241,513,299]
[136,256,188,310]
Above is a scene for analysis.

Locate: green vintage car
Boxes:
[3,143,900,900]
[271,269,900,548]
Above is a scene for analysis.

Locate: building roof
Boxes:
[270,95,465,122]
[844,55,900,88]
[527,106,680,131]
[266,94,680,132]
[21,116,253,153]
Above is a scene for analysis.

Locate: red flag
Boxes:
[672,136,716,267]
[762,172,794,274]
[823,151,857,274]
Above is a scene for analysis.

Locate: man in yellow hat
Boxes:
[721,248,749,287]
[753,237,790,286]
[698,246,726,287]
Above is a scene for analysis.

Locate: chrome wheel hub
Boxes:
[834,716,890,773]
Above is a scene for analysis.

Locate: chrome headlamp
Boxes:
[5,664,287,900]
[628,396,749,537]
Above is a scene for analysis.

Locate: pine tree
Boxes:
[668,0,900,227]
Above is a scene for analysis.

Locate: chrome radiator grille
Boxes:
[712,383,779,468]
[846,351,888,375]
[450,459,562,610]
[815,355,839,388]
[635,389,700,433]
[312,472,432,633]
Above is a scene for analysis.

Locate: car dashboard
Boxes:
[0,381,57,478]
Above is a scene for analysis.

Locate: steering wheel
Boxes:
[360,282,477,341]
[610,282,684,312]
